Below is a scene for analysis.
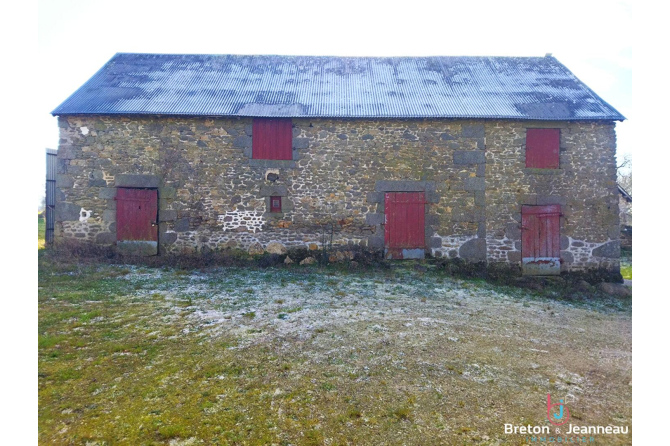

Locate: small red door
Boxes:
[116,188,158,247]
[521,205,560,275]
[385,192,425,259]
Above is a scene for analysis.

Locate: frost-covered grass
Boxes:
[39,255,632,445]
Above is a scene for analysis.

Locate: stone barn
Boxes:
[51,53,625,275]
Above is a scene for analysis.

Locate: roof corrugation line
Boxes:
[52,53,625,121]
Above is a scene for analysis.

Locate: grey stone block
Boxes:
[58,146,76,159]
[244,124,253,136]
[368,236,384,249]
[56,174,74,188]
[102,210,116,222]
[425,191,440,203]
[115,174,161,188]
[160,210,177,222]
[292,138,310,149]
[478,222,487,238]
[260,185,288,197]
[454,151,486,164]
[508,251,521,262]
[88,179,106,187]
[99,188,117,199]
[505,223,521,240]
[365,213,384,225]
[425,214,439,225]
[361,134,374,140]
[459,238,487,262]
[474,191,485,206]
[57,158,68,174]
[375,180,435,192]
[592,241,620,258]
[462,124,485,138]
[560,250,574,264]
[476,164,486,177]
[232,135,252,148]
[463,177,485,191]
[560,236,570,250]
[608,225,621,240]
[429,237,442,248]
[366,192,384,203]
[159,186,176,199]
[56,202,82,221]
[95,232,116,245]
[174,218,190,232]
[161,232,178,245]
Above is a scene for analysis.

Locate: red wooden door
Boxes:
[521,205,560,275]
[384,192,425,259]
[116,188,158,242]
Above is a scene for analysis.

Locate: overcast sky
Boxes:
[37,0,632,205]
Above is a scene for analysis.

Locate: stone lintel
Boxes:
[374,180,435,192]
[115,174,161,188]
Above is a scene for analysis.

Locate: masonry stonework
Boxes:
[54,115,619,273]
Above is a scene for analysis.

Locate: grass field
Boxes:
[38,215,46,250]
[38,250,632,445]
[620,247,632,280]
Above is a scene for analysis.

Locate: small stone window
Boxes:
[526,128,560,169]
[253,118,293,160]
[270,196,282,213]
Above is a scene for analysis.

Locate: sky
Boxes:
[36,0,633,207]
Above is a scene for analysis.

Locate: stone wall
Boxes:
[485,121,620,272]
[54,115,620,272]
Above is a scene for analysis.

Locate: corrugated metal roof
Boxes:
[51,53,625,120]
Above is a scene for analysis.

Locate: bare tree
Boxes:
[617,153,632,227]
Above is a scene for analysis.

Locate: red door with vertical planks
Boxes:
[384,192,425,259]
[521,205,561,275]
[116,188,158,242]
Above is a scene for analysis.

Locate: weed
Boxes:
[391,406,412,421]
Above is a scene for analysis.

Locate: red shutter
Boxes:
[521,205,560,275]
[384,192,425,259]
[116,188,158,242]
[252,119,292,160]
[270,196,282,213]
[526,128,559,169]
